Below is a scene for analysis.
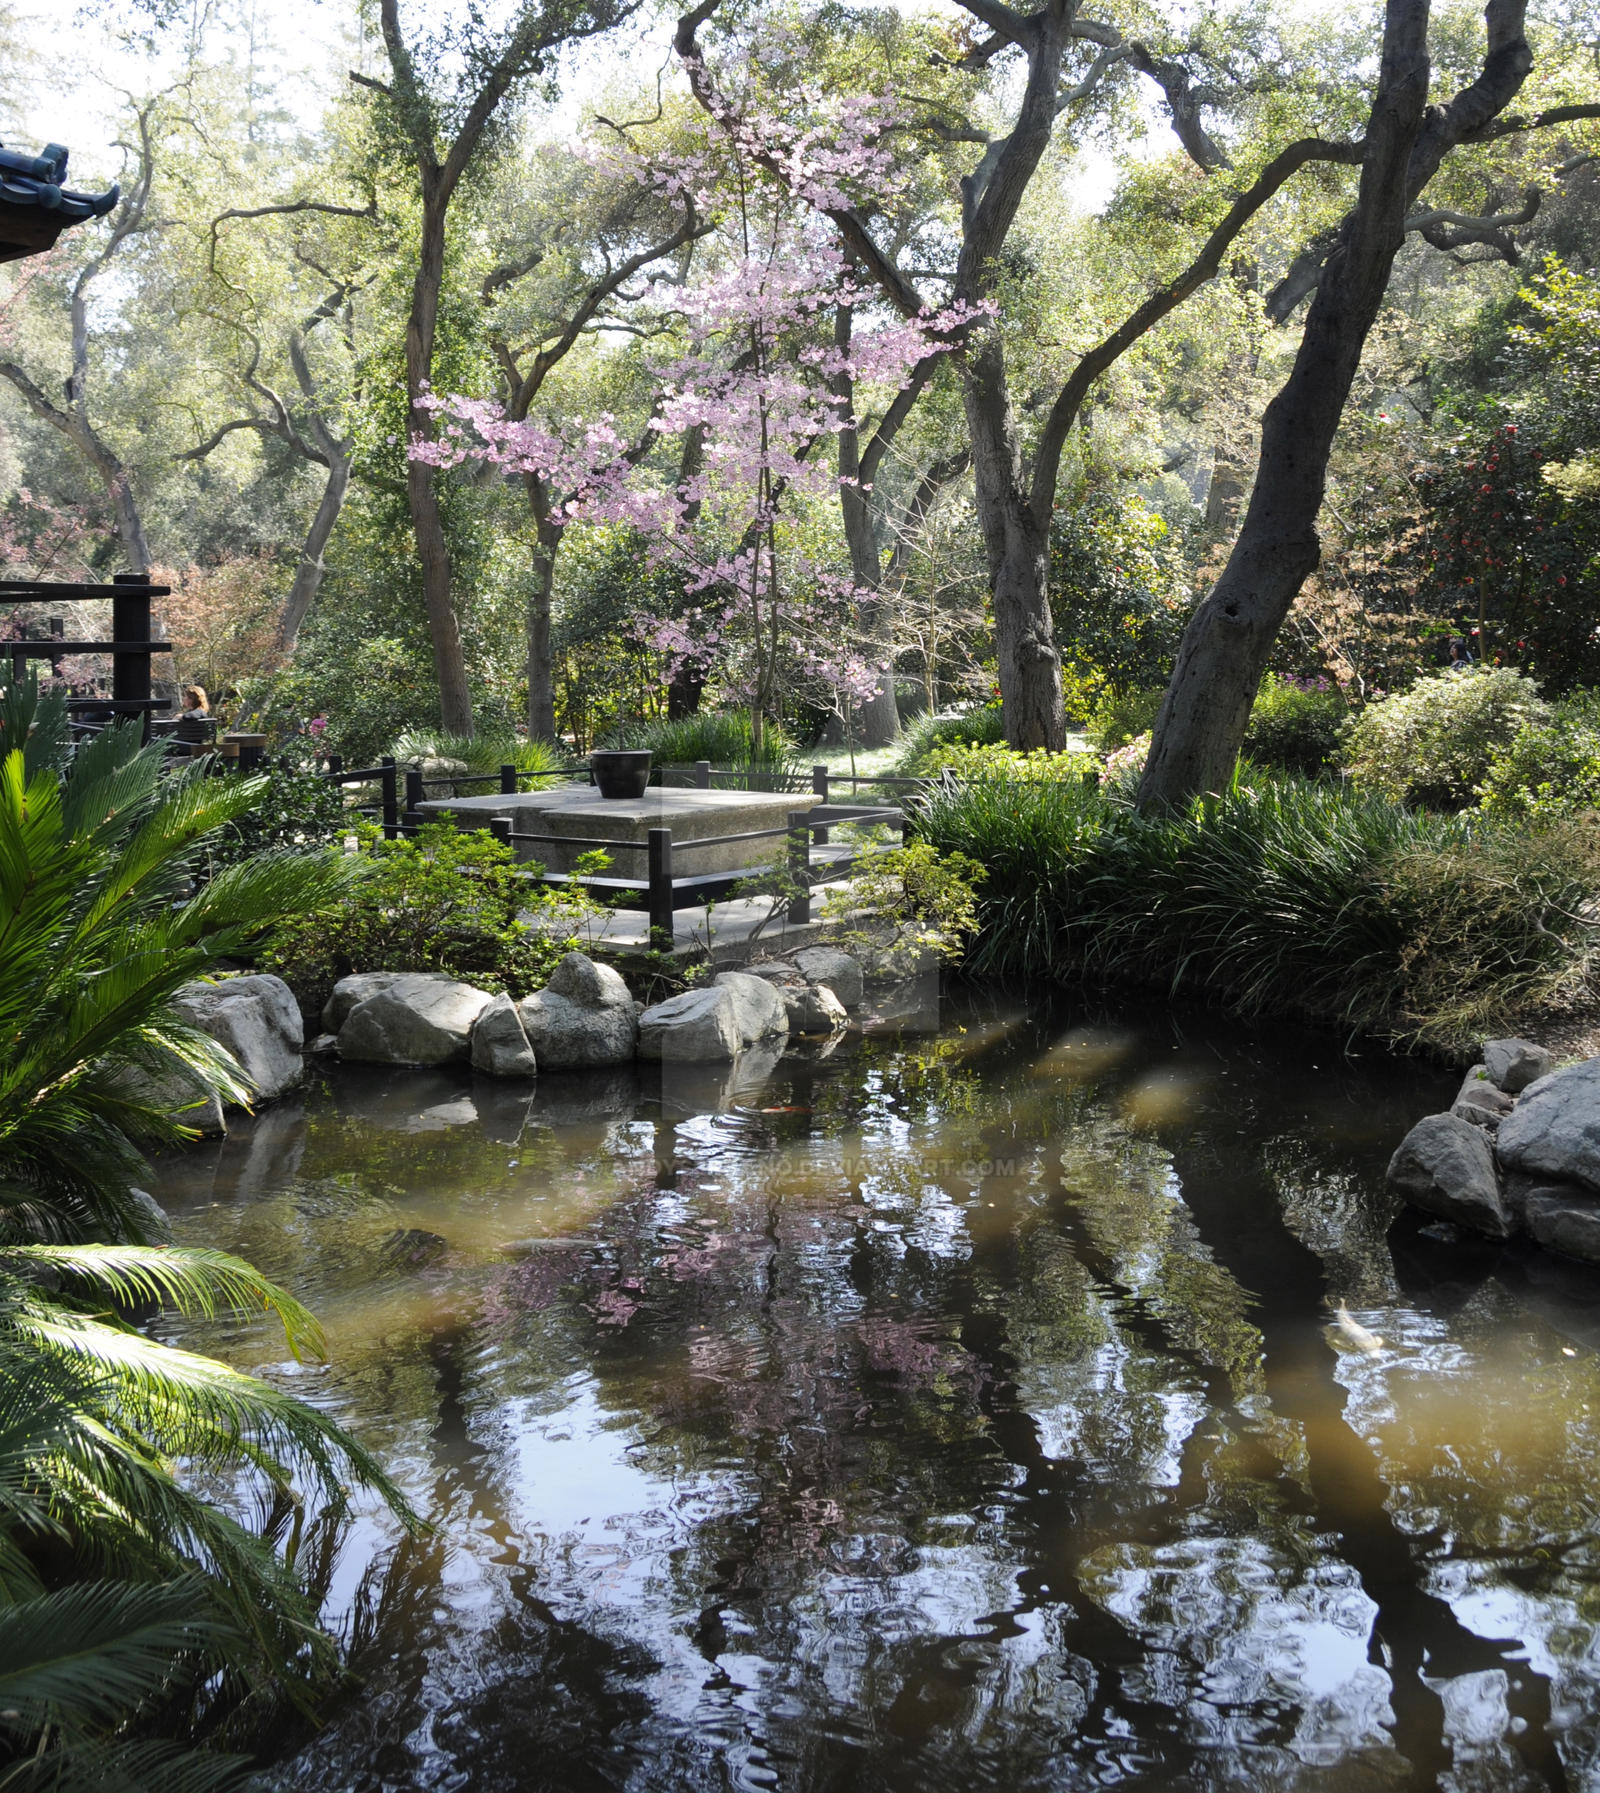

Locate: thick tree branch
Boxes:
[1030,134,1366,525]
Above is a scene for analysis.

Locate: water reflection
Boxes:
[151,992,1600,1790]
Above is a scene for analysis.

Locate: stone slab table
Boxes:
[415,782,818,878]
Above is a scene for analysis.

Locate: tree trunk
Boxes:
[963,333,1065,750]
[838,462,900,746]
[1138,0,1434,807]
[405,191,474,736]
[279,449,351,653]
[525,477,559,740]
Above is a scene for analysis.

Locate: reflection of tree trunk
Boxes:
[279,449,350,652]
[1166,1135,1566,1791]
[525,476,559,740]
[405,193,474,736]
[965,335,1065,751]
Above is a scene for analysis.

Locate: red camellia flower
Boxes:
[1480,484,1493,494]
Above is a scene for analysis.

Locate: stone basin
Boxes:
[415,783,818,878]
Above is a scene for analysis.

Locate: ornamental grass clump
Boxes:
[915,767,1599,1052]
[601,709,793,767]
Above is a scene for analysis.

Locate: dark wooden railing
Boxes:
[2,573,171,738]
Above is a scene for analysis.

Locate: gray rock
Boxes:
[546,950,633,1009]
[1484,1037,1556,1095]
[797,982,849,1034]
[126,1186,173,1243]
[1453,1064,1515,1129]
[793,945,864,1010]
[324,971,409,1035]
[638,986,742,1061]
[1524,1185,1600,1265]
[471,993,537,1079]
[1387,1112,1512,1237]
[339,974,494,1065]
[110,1059,226,1137]
[518,955,637,1070]
[1497,1058,1600,1195]
[712,971,789,1046]
[174,974,303,1104]
[745,961,848,1035]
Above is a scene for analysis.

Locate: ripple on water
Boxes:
[154,989,1600,1792]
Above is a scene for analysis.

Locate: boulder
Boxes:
[745,962,850,1035]
[174,974,303,1104]
[470,993,537,1079]
[1453,1065,1515,1129]
[546,951,633,1010]
[518,952,637,1070]
[1523,1184,1600,1265]
[338,974,494,1066]
[127,1186,173,1243]
[1484,1037,1556,1095]
[1386,1112,1512,1237]
[793,945,864,1010]
[324,971,409,1035]
[107,1054,226,1137]
[712,971,789,1046]
[1496,1058,1600,1196]
[638,986,743,1062]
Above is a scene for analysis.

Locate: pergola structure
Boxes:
[0,141,118,264]
[2,144,164,736]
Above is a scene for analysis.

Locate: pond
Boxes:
[153,983,1600,1792]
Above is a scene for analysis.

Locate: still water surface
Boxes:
[153,986,1600,1791]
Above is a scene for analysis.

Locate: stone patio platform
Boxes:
[416,783,819,877]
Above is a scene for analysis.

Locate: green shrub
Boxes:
[919,742,1100,783]
[893,704,1006,773]
[914,769,1598,1052]
[1244,674,1350,775]
[1341,666,1551,808]
[208,763,351,870]
[1086,687,1164,753]
[264,822,598,1013]
[822,840,986,972]
[1477,691,1600,819]
[601,709,792,766]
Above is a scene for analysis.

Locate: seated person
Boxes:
[172,684,214,747]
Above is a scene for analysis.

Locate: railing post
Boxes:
[48,615,63,680]
[380,757,398,839]
[404,767,424,814]
[694,759,711,790]
[787,810,811,924]
[811,764,830,846]
[647,826,674,949]
[325,752,343,779]
[111,572,151,742]
[500,762,517,796]
[489,815,512,849]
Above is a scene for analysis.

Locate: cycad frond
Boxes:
[8,1245,326,1360]
[0,1578,234,1729]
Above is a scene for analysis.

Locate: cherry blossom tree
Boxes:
[414,217,972,745]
